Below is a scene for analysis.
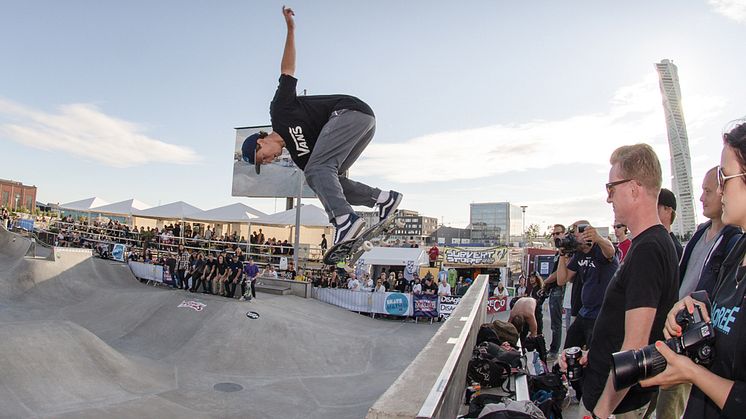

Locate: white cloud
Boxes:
[354,73,725,184]
[0,99,200,168]
[709,0,746,23]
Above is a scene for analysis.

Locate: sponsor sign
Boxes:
[17,219,34,231]
[438,295,461,319]
[178,300,206,312]
[111,244,126,262]
[384,292,409,316]
[486,296,508,314]
[413,294,438,318]
[128,261,164,283]
[443,247,509,267]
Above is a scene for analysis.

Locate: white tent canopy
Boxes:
[91,199,151,216]
[59,197,110,211]
[358,247,429,267]
[134,201,203,220]
[251,204,330,227]
[186,203,265,223]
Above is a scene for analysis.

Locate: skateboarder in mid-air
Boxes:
[242,6,401,246]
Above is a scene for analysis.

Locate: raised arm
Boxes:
[280,6,296,76]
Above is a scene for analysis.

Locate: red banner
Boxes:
[486,296,507,314]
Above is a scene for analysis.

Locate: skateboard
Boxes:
[323,215,404,265]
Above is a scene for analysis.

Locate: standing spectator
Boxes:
[411,277,422,295]
[423,275,438,296]
[175,245,190,290]
[565,144,678,418]
[395,272,407,293]
[658,188,684,261]
[348,274,361,291]
[614,222,632,262]
[528,272,546,335]
[241,258,260,301]
[374,278,386,293]
[493,281,508,303]
[384,272,394,291]
[428,244,439,267]
[320,233,327,253]
[544,223,567,358]
[438,277,452,296]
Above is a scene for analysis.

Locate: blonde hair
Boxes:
[610,144,662,195]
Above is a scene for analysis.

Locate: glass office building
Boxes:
[469,202,523,245]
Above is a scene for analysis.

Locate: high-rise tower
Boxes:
[655,59,696,238]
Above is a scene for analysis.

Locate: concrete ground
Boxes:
[0,227,439,419]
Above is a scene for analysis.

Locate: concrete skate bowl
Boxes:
[0,227,439,418]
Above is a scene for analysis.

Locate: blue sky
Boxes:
[2,0,745,231]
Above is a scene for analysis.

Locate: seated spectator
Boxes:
[493,281,509,305]
[262,264,278,278]
[423,275,438,295]
[395,273,407,293]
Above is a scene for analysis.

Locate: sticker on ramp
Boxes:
[178,300,206,311]
[245,311,260,319]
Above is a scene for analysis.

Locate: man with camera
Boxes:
[556,220,619,403]
[544,223,568,359]
[574,144,678,419]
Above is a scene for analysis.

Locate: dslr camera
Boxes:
[611,291,715,390]
[554,224,589,255]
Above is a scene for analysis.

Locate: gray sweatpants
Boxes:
[304,109,382,221]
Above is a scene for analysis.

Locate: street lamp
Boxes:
[520,205,528,244]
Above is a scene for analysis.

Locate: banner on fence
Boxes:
[111,244,126,262]
[128,261,164,283]
[486,296,508,314]
[163,265,175,286]
[313,288,413,316]
[17,219,34,231]
[413,294,438,318]
[438,295,462,319]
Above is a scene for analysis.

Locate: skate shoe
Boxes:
[378,191,402,221]
[332,213,366,245]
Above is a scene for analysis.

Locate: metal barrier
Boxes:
[366,275,489,419]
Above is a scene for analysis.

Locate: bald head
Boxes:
[701,166,723,220]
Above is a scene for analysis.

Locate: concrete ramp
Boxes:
[0,321,174,417]
[0,225,439,418]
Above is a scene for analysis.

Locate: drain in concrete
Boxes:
[213,382,244,392]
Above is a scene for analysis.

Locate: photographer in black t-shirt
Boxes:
[557,220,618,402]
[561,144,678,418]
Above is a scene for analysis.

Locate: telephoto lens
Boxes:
[611,341,670,390]
[565,346,583,382]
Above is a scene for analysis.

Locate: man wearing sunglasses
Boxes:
[613,223,631,262]
[575,144,678,419]
[241,6,401,247]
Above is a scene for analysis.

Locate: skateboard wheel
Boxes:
[362,240,373,251]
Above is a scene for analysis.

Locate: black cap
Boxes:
[658,188,677,211]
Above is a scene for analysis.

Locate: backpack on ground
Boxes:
[477,320,519,347]
[468,342,518,388]
[477,398,547,419]
[528,373,566,419]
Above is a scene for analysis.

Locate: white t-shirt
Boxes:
[412,283,422,294]
[375,284,386,293]
[438,283,451,296]
[348,278,361,291]
[493,287,509,298]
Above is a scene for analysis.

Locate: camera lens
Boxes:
[611,342,669,390]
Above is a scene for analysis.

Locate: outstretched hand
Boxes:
[282,5,295,29]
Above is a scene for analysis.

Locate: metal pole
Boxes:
[293,172,302,270]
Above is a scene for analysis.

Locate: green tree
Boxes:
[525,223,541,241]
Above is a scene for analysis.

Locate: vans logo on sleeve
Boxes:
[289,126,310,156]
